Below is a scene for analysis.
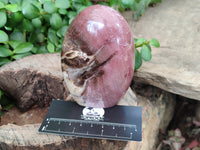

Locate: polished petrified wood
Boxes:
[61,5,135,108]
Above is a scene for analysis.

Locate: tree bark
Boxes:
[0,53,68,111]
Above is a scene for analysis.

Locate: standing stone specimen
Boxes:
[61,5,135,108]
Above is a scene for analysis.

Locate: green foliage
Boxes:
[0,0,160,68]
[0,9,7,28]
[134,37,160,70]
[0,30,8,43]
[0,0,94,68]
[101,0,162,20]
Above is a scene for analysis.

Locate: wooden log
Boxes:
[0,53,176,150]
[0,53,68,111]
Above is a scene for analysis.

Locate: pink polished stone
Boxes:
[61,5,135,108]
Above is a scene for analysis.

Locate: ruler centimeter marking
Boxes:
[38,100,142,141]
[41,117,137,140]
[45,118,137,129]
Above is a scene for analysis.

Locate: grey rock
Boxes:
[123,0,200,100]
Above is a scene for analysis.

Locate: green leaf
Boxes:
[150,38,160,48]
[48,30,59,45]
[135,37,147,45]
[22,3,40,19]
[47,41,55,53]
[23,19,34,32]
[39,0,52,4]
[60,25,68,37]
[11,12,24,23]
[146,44,152,51]
[41,26,47,33]
[42,13,51,24]
[0,10,7,28]
[50,13,62,29]
[32,18,42,28]
[14,42,33,54]
[0,30,8,43]
[4,26,12,31]
[55,0,70,9]
[13,52,32,60]
[29,1,42,10]
[68,11,77,24]
[5,4,18,12]
[141,45,152,61]
[0,46,13,57]
[6,12,23,28]
[9,31,24,42]
[58,8,67,15]
[43,1,57,14]
[134,38,138,43]
[0,58,11,66]
[98,2,108,5]
[31,46,37,53]
[9,0,22,5]
[9,40,23,49]
[71,2,82,11]
[135,49,142,70]
[0,2,4,9]
[67,11,77,19]
[36,33,45,43]
[37,45,48,54]
[77,6,87,13]
[28,32,37,43]
[69,18,74,24]
[1,0,8,5]
[56,28,62,38]
[121,0,134,7]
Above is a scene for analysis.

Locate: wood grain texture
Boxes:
[0,53,68,111]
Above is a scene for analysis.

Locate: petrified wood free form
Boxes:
[61,5,135,108]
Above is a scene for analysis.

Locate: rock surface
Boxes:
[0,53,175,150]
[133,84,176,150]
[122,0,200,101]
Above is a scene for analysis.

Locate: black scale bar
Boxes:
[39,100,142,141]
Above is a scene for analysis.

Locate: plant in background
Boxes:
[0,0,160,67]
[0,0,93,67]
[98,0,162,20]
[161,128,200,150]
[163,129,186,150]
[134,37,160,70]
